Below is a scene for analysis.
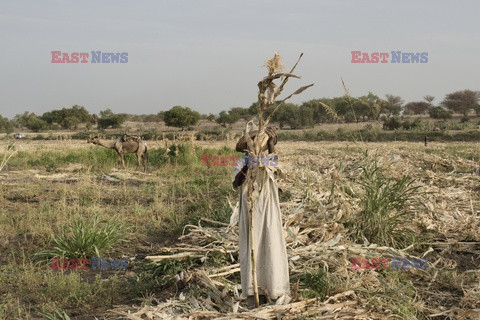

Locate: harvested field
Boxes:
[0,140,479,319]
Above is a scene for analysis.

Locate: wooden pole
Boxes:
[245,129,260,308]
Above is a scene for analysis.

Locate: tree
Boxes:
[97,109,126,129]
[299,105,314,128]
[42,105,93,129]
[362,93,384,120]
[63,116,81,129]
[300,99,336,124]
[403,101,431,115]
[271,103,301,129]
[332,93,381,122]
[348,93,381,122]
[429,106,453,120]
[0,115,13,134]
[13,112,47,131]
[424,95,435,104]
[351,99,370,122]
[26,116,48,132]
[384,94,404,116]
[163,106,200,130]
[13,112,33,128]
[441,90,480,116]
[382,116,402,130]
[228,107,250,120]
[216,110,240,127]
[206,114,216,122]
[375,99,391,119]
[99,108,115,118]
[157,111,165,122]
[247,102,260,116]
[332,96,352,118]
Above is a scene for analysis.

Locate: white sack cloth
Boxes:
[233,160,290,299]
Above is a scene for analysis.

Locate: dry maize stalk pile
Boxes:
[112,141,480,319]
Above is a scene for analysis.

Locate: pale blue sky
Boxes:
[1,0,479,118]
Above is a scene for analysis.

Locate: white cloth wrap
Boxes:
[232,159,290,299]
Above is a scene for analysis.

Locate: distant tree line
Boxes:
[0,89,479,133]
[2,106,126,132]
[0,115,14,134]
[216,89,479,129]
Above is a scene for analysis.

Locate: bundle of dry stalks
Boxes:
[241,52,316,307]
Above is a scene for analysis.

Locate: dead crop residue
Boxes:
[1,140,479,319]
[111,141,480,320]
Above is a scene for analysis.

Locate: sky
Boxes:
[1,0,479,119]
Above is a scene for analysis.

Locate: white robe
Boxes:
[233,160,290,299]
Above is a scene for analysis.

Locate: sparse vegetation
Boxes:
[299,268,333,300]
[0,137,479,319]
[349,151,419,248]
[36,214,128,259]
[39,310,71,320]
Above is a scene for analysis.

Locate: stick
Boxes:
[145,252,203,261]
[210,267,241,278]
[246,152,260,307]
[200,217,231,227]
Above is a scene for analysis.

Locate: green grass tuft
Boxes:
[349,151,419,248]
[39,310,71,320]
[298,268,333,300]
[36,214,128,259]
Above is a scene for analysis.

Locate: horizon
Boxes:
[1,0,479,119]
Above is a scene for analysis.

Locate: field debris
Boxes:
[1,140,479,319]
[110,142,480,319]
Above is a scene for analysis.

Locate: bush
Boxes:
[298,268,333,300]
[382,116,402,130]
[0,115,14,134]
[195,129,223,140]
[97,114,125,129]
[167,144,198,166]
[71,132,94,140]
[141,130,159,140]
[164,106,200,129]
[36,214,128,259]
[32,134,45,140]
[344,112,357,123]
[429,106,453,120]
[26,116,48,132]
[348,152,419,248]
[164,133,175,140]
[42,105,93,129]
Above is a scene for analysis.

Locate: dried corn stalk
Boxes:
[245,52,314,307]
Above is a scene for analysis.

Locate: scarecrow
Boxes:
[230,52,318,308]
[232,124,289,307]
